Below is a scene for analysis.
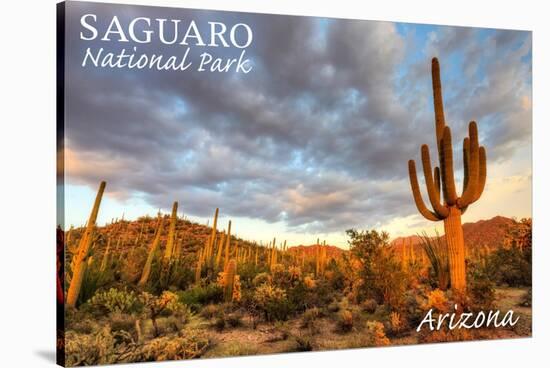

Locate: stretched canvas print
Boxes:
[56,1,533,366]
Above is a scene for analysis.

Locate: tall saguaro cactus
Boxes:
[66,181,106,308]
[163,201,178,262]
[138,216,164,286]
[408,58,487,292]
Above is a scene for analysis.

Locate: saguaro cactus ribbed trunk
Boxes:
[408,58,487,292]
[66,181,106,308]
[138,216,164,286]
[223,259,237,302]
[164,201,178,262]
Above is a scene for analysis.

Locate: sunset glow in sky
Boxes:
[60,2,532,247]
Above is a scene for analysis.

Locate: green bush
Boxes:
[336,310,354,333]
[485,246,531,287]
[301,307,321,329]
[467,269,496,310]
[253,284,292,321]
[89,288,139,315]
[361,299,378,314]
[177,284,223,311]
[141,331,209,361]
[200,304,221,319]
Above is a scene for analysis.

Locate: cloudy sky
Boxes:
[61,1,532,247]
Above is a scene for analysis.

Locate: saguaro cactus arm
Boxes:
[441,126,458,205]
[163,201,178,261]
[473,146,487,202]
[457,122,485,208]
[432,58,446,152]
[434,166,441,200]
[139,216,164,286]
[421,145,449,218]
[408,160,441,221]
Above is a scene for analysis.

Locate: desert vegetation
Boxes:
[57,58,531,366]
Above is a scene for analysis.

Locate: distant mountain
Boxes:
[390,216,516,257]
[461,216,515,250]
[287,244,345,257]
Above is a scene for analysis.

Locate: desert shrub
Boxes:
[346,229,409,309]
[110,312,137,333]
[418,327,474,344]
[519,288,532,307]
[363,321,390,346]
[303,275,316,289]
[325,258,346,290]
[65,326,139,366]
[226,313,243,328]
[200,304,220,319]
[236,262,261,288]
[271,264,301,289]
[423,289,449,313]
[336,310,354,333]
[361,299,378,314]
[293,334,313,351]
[67,318,96,335]
[73,257,115,307]
[213,341,259,357]
[327,300,340,313]
[287,278,335,312]
[485,246,531,287]
[120,248,148,284]
[89,288,139,315]
[385,311,407,337]
[253,284,292,321]
[213,315,226,331]
[252,272,272,287]
[139,291,187,337]
[148,256,196,293]
[141,331,209,361]
[402,288,426,326]
[301,307,321,329]
[467,268,496,310]
[177,284,223,311]
[419,231,449,290]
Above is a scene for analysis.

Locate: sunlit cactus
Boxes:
[215,230,225,270]
[100,237,111,272]
[224,220,232,269]
[195,249,203,285]
[407,58,487,292]
[163,201,178,262]
[223,259,237,302]
[138,216,164,286]
[207,208,219,268]
[66,181,106,308]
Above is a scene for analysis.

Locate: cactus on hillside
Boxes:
[215,230,225,269]
[163,201,178,262]
[224,220,232,269]
[66,181,106,308]
[195,248,204,285]
[99,237,111,272]
[407,58,487,292]
[207,208,219,268]
[138,216,164,286]
[223,259,237,302]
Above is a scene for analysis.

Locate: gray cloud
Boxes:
[63,2,532,234]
